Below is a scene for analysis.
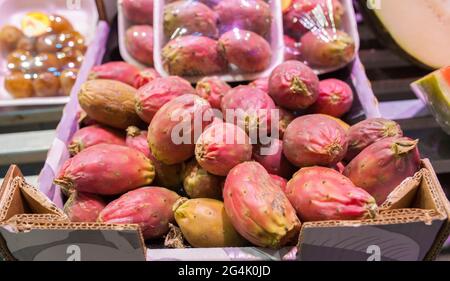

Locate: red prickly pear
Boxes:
[64,191,107,222]
[310,79,354,118]
[148,94,215,165]
[125,25,154,66]
[54,144,155,195]
[126,126,183,189]
[133,68,161,89]
[173,198,247,247]
[162,35,227,76]
[164,1,219,39]
[88,62,140,87]
[214,0,271,36]
[195,76,231,109]
[195,123,252,176]
[285,167,378,222]
[345,118,403,161]
[68,125,125,156]
[249,77,269,94]
[182,160,223,199]
[218,29,272,73]
[283,0,344,39]
[284,35,301,61]
[223,162,301,248]
[283,114,348,167]
[300,29,355,68]
[221,85,277,136]
[344,137,421,205]
[269,61,319,110]
[270,174,288,194]
[122,0,154,25]
[135,76,195,123]
[253,138,296,178]
[98,187,180,239]
[277,106,295,139]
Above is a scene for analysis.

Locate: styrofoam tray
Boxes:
[0,0,99,107]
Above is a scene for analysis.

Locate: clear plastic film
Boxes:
[152,0,284,82]
[282,0,357,73]
[0,12,85,99]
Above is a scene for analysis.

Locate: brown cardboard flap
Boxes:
[381,170,423,210]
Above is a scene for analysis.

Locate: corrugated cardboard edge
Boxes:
[422,159,450,260]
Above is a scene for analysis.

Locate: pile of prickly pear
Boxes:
[54,43,421,249]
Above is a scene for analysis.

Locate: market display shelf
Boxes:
[357,22,450,175]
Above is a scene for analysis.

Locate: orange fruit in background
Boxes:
[281,0,292,12]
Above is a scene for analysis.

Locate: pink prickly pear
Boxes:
[148,94,215,165]
[283,114,348,167]
[88,61,140,87]
[270,174,288,194]
[133,68,161,89]
[223,162,301,248]
[249,77,269,94]
[125,25,154,66]
[126,126,183,189]
[68,125,125,156]
[136,76,195,123]
[54,144,155,195]
[98,187,180,239]
[269,61,319,110]
[345,118,403,161]
[253,138,295,178]
[344,137,421,205]
[64,191,107,222]
[195,76,231,109]
[195,123,252,176]
[310,79,354,118]
[285,167,378,222]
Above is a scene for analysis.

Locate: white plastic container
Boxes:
[0,0,101,107]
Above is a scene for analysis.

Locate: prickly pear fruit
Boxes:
[319,114,350,132]
[285,167,378,221]
[214,0,271,36]
[284,35,301,61]
[249,77,269,94]
[283,114,348,167]
[126,126,183,189]
[88,61,140,87]
[270,174,288,193]
[253,138,295,178]
[64,191,107,222]
[133,68,161,89]
[126,25,154,66]
[68,125,125,156]
[195,76,231,109]
[135,76,195,123]
[300,29,355,68]
[223,162,301,248]
[310,79,354,118]
[54,144,155,195]
[284,0,344,39]
[195,123,252,176]
[173,198,247,247]
[164,0,218,39]
[162,35,227,76]
[221,85,277,136]
[269,60,319,110]
[122,0,154,25]
[345,118,403,161]
[98,187,180,239]
[78,79,144,129]
[218,29,272,73]
[182,160,222,199]
[344,137,421,205]
[148,94,214,165]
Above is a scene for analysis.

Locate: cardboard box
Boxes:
[1,160,449,261]
[0,166,146,261]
